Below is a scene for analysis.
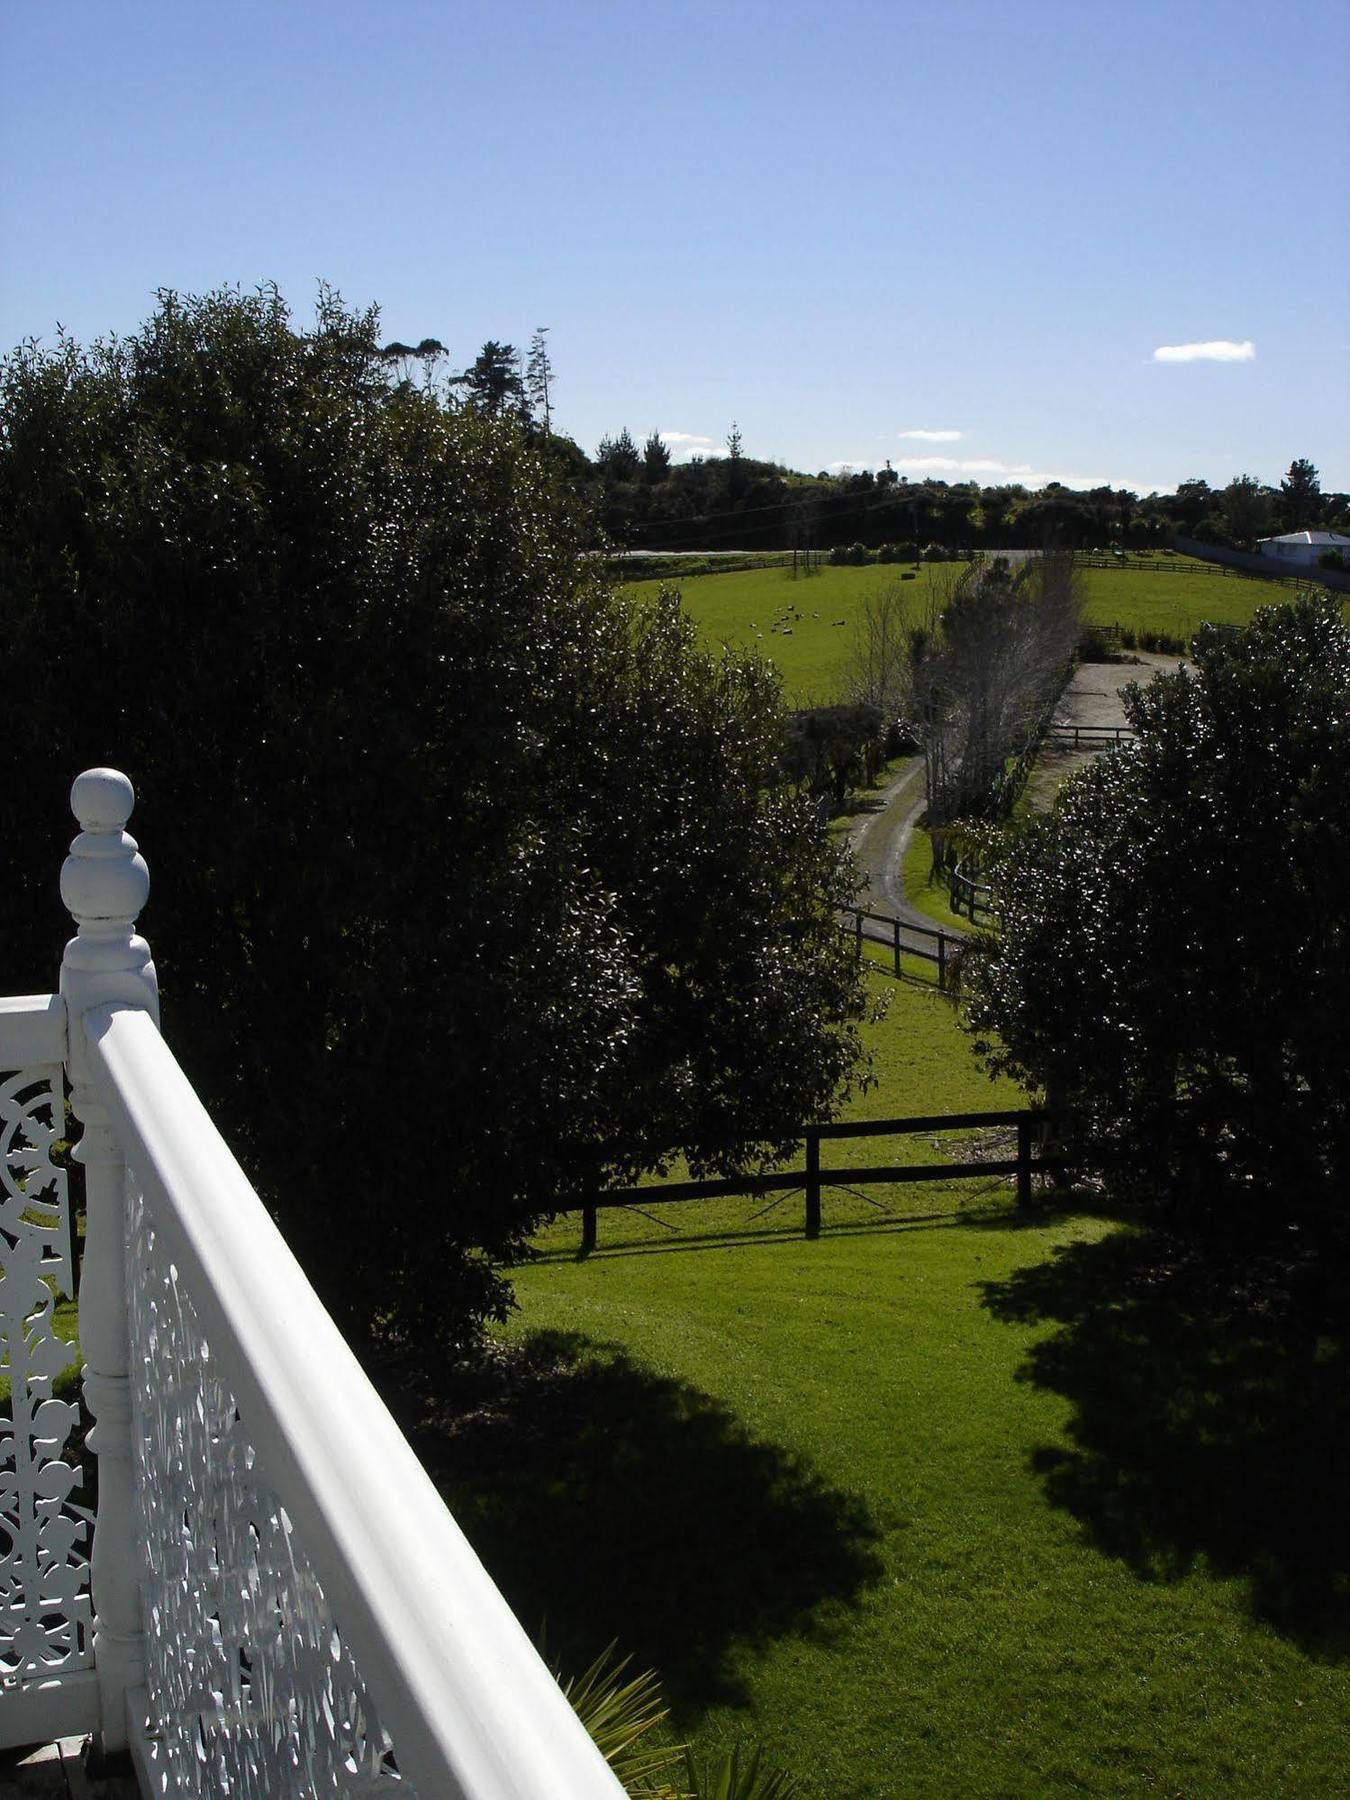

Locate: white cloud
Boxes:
[892,456,1031,476]
[658,430,726,461]
[1151,339,1255,363]
[896,428,963,441]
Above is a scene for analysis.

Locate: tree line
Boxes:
[379,333,1344,557]
[592,448,1345,557]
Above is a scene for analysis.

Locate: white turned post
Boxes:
[59,769,159,1760]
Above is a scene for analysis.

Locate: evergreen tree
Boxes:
[460,339,526,419]
[1279,458,1322,529]
[642,431,671,483]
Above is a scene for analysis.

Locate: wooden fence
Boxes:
[577,1108,1056,1251]
[948,858,995,924]
[1044,723,1136,750]
[843,904,962,981]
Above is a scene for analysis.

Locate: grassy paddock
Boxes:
[456,974,1350,1795]
[492,1214,1348,1798]
[624,561,1336,706]
[433,560,1350,1791]
[532,967,1019,1258]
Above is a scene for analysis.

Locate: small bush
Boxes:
[1135,628,1186,654]
[922,542,949,562]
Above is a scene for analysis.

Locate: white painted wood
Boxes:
[59,770,159,1761]
[0,1050,92,1741]
[0,1669,101,1750]
[90,1002,625,1800]
[0,996,66,1068]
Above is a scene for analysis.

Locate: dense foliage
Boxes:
[964,596,1350,1246]
[585,449,1347,556]
[0,286,867,1355]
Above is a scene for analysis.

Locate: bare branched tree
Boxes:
[843,580,915,726]
[850,553,1083,839]
[933,552,1083,819]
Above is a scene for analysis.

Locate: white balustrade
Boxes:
[0,771,626,1798]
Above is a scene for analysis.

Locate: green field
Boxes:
[448,970,1350,1796]
[623,560,1312,706]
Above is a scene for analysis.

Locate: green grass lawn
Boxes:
[528,966,1019,1257]
[623,560,1325,707]
[1075,564,1308,643]
[441,971,1350,1796]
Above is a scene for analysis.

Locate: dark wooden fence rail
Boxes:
[1045,723,1137,750]
[577,1108,1055,1251]
[948,859,995,924]
[843,905,961,981]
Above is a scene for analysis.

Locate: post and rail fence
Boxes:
[578,1109,1058,1253]
[842,904,962,983]
[1043,723,1137,751]
[0,771,626,1797]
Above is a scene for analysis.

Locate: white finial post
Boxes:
[60,769,158,1764]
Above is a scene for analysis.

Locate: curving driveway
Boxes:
[845,654,1184,951]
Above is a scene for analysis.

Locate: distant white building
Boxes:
[1257,529,1350,566]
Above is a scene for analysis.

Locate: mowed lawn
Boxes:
[447,976,1350,1797]
[623,560,1317,705]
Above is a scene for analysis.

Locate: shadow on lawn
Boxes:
[981,1228,1350,1654]
[410,1329,884,1713]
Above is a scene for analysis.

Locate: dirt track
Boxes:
[848,653,1188,931]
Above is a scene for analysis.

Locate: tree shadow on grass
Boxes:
[980,1227,1350,1655]
[409,1330,884,1713]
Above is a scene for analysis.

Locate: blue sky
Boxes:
[3,0,1347,493]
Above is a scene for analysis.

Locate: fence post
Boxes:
[60,770,160,1763]
[854,909,863,959]
[1016,1115,1031,1210]
[805,1129,821,1240]
[581,1203,597,1255]
[937,931,947,989]
[893,917,901,978]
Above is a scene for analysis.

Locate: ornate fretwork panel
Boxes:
[0,1064,91,1683]
[125,1176,414,1797]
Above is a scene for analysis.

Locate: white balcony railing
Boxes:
[0,769,625,1798]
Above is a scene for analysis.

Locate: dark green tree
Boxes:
[0,286,867,1357]
[1279,457,1321,529]
[964,596,1350,1245]
[459,338,526,418]
[595,427,641,481]
[642,431,671,483]
[1222,473,1273,547]
[1171,478,1214,534]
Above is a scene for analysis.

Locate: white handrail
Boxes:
[0,993,67,1066]
[85,1001,625,1800]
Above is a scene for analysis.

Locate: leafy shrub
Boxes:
[965,596,1350,1244]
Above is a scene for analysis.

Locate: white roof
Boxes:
[1258,530,1350,546]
